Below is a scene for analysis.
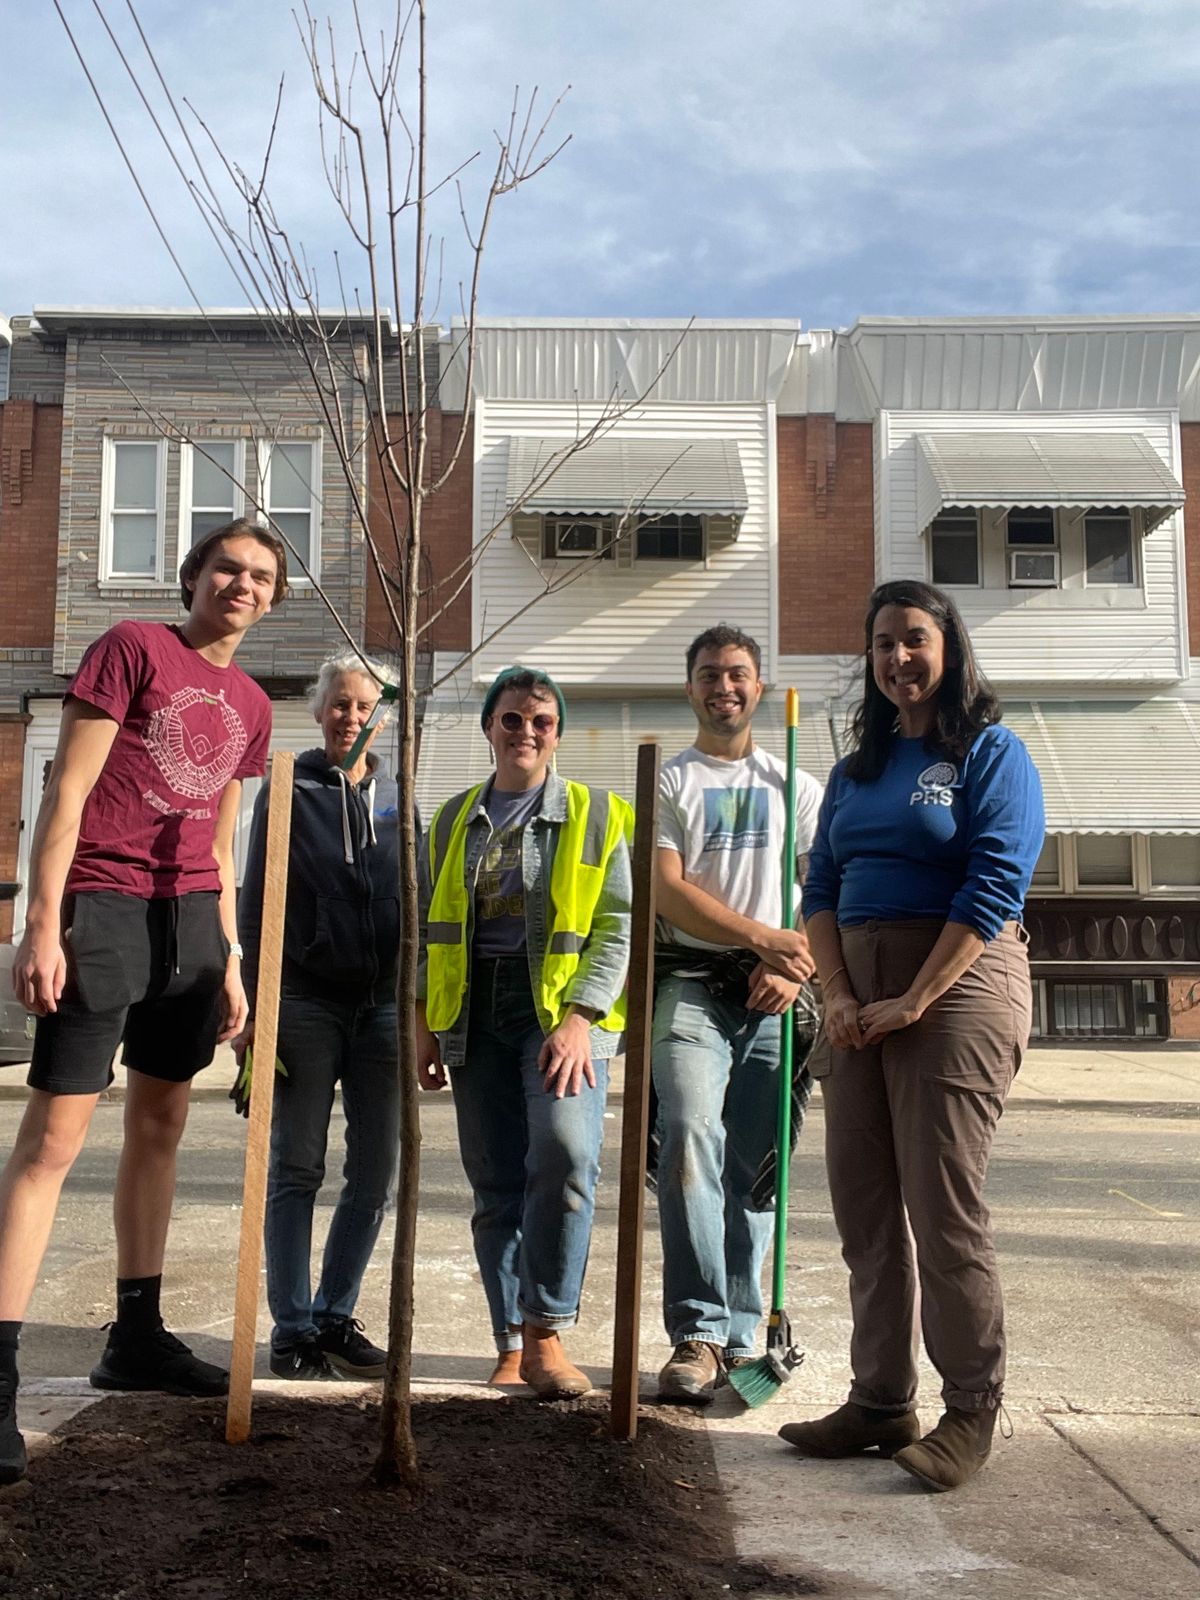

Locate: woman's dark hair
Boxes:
[843,579,1001,783]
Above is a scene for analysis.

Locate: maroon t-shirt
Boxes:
[65,620,272,898]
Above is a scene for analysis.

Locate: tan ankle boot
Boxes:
[519,1328,592,1400]
[893,1405,999,1491]
[488,1350,525,1389]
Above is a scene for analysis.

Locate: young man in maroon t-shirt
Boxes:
[0,519,286,1482]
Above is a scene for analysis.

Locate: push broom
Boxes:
[727,686,806,1408]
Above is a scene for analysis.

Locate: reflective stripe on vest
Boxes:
[425,779,632,1036]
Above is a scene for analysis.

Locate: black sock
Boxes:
[115,1276,163,1335]
[0,1322,20,1379]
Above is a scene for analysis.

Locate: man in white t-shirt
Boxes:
[653,624,823,1403]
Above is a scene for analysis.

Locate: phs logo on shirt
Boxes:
[910,761,958,808]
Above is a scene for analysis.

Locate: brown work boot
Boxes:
[893,1405,998,1491]
[518,1327,592,1400]
[488,1350,525,1390]
[656,1341,724,1405]
[778,1401,921,1458]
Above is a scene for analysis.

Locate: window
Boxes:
[1074,833,1134,889]
[1046,979,1165,1039]
[1149,835,1200,889]
[183,441,243,546]
[929,509,980,586]
[1006,507,1059,587]
[1084,512,1136,586]
[636,514,704,562]
[541,516,613,560]
[102,438,165,580]
[261,439,320,574]
[1030,835,1062,892]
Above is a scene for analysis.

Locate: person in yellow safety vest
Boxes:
[415,667,633,1400]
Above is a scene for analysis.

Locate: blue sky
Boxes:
[3,0,1198,326]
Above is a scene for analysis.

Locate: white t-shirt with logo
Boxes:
[655,745,824,951]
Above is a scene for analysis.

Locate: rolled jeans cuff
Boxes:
[517,1300,579,1333]
[495,1329,523,1354]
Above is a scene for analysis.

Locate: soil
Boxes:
[0,1392,822,1600]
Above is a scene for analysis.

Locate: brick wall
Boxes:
[1168,974,1200,1040]
[0,718,27,941]
[365,412,473,657]
[777,416,874,654]
[1181,422,1200,658]
[0,401,62,649]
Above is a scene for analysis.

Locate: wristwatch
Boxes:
[228,941,244,959]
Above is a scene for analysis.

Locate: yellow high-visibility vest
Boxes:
[425,778,633,1035]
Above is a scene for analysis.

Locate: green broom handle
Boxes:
[770,687,799,1318]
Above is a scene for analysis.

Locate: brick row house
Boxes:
[2,309,1200,1041]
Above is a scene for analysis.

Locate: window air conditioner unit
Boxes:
[1009,549,1059,587]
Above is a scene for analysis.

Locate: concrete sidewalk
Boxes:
[3,1046,1198,1596]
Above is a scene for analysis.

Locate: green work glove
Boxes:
[229,1044,287,1118]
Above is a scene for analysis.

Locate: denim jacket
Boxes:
[416,770,632,1067]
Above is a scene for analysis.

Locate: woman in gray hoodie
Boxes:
[236,651,410,1381]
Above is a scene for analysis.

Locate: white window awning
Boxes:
[915,432,1185,534]
[416,694,835,814]
[1003,700,1200,834]
[505,436,749,518]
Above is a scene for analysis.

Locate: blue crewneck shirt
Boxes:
[803,724,1045,941]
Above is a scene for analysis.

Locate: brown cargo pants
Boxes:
[810,919,1032,1414]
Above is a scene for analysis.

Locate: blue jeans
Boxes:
[265,993,401,1350]
[652,975,781,1356]
[452,956,608,1352]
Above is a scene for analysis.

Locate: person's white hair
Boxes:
[307,650,401,722]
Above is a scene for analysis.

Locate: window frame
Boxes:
[256,436,322,582]
[928,507,982,589]
[1005,507,1060,589]
[179,439,246,562]
[1082,509,1139,589]
[100,436,168,583]
[634,512,706,563]
[1071,832,1137,894]
[540,515,614,561]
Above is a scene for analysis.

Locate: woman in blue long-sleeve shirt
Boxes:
[779,580,1044,1492]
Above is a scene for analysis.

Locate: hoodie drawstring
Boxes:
[365,778,377,847]
[336,770,354,865]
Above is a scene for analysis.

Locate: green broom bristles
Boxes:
[726,1342,805,1409]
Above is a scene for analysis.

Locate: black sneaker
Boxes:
[0,1371,27,1485]
[269,1337,345,1382]
[315,1318,387,1379]
[89,1325,229,1397]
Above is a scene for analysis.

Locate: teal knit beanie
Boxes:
[480,665,567,734]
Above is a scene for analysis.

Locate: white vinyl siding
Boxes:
[471,400,774,687]
[101,438,167,581]
[877,410,1186,684]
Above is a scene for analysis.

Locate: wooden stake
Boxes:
[610,741,660,1442]
[226,751,294,1445]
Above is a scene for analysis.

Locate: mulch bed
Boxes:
[0,1392,822,1599]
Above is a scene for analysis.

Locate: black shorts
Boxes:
[28,891,230,1096]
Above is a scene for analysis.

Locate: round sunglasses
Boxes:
[497,710,558,734]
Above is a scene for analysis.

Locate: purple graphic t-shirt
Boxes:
[65,620,271,898]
